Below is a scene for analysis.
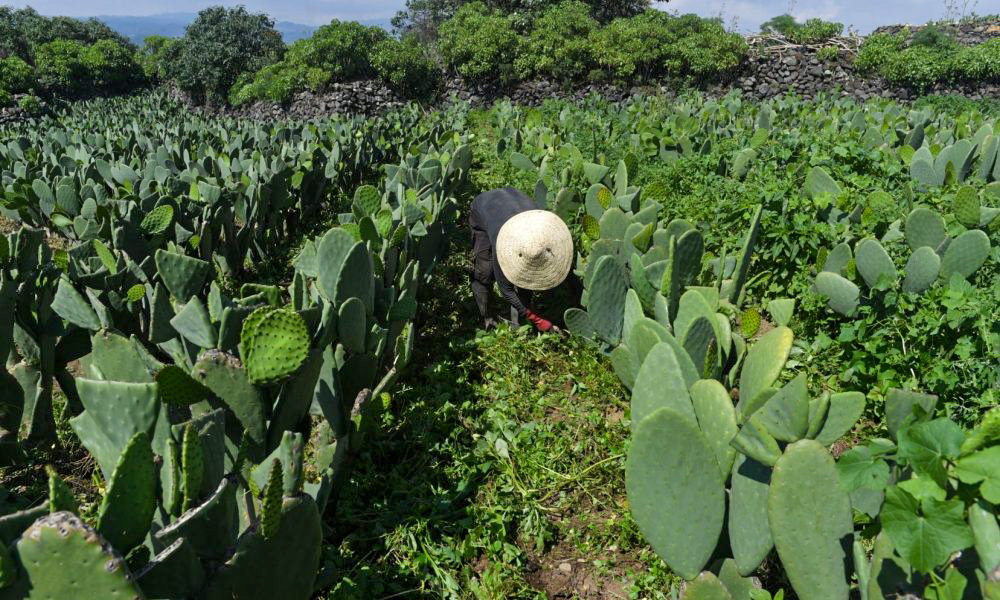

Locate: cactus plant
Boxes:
[737,326,793,418]
[242,308,310,384]
[768,440,853,600]
[626,407,725,580]
[939,229,990,280]
[96,431,156,552]
[902,246,941,293]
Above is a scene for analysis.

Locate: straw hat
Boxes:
[496,210,574,291]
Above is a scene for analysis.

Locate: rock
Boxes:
[558,562,572,574]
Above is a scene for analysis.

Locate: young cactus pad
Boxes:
[243,308,310,384]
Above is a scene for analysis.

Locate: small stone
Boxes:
[558,562,572,573]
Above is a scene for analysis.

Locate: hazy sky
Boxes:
[1,0,991,32]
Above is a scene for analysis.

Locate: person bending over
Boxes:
[468,187,573,332]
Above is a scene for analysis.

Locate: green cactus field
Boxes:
[0,89,999,600]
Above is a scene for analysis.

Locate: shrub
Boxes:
[371,36,440,99]
[955,38,1000,80]
[816,45,839,62]
[760,14,843,44]
[141,36,179,82]
[18,94,42,116]
[437,2,519,84]
[910,24,958,50]
[592,11,746,82]
[514,0,598,83]
[856,31,958,90]
[81,39,143,92]
[790,18,843,44]
[34,39,89,96]
[230,20,389,106]
[0,56,33,94]
[172,6,285,105]
[0,89,11,107]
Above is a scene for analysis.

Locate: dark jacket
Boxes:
[469,188,538,315]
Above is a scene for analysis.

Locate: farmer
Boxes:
[469,187,573,332]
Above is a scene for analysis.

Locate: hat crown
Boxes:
[496,210,573,291]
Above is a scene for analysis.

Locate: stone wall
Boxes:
[8,21,1000,126]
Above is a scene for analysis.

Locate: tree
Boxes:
[172,6,285,105]
[392,0,653,41]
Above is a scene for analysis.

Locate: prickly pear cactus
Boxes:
[10,512,142,598]
[626,407,725,580]
[181,423,203,512]
[352,185,381,218]
[740,308,761,338]
[96,431,156,553]
[261,459,283,540]
[46,465,78,515]
[768,440,852,600]
[154,365,209,406]
[140,204,174,236]
[242,308,310,384]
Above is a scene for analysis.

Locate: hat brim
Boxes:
[496,210,574,291]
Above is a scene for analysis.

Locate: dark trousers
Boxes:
[469,213,530,325]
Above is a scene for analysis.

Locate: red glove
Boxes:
[524,309,553,332]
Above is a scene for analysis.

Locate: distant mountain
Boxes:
[90,12,372,44]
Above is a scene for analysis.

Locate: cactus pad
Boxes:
[905,207,946,251]
[626,408,725,580]
[261,459,283,540]
[140,204,174,236]
[46,466,78,515]
[353,185,381,218]
[953,186,981,228]
[96,431,155,554]
[632,342,696,426]
[690,379,738,477]
[13,512,141,598]
[902,246,941,293]
[587,255,628,345]
[855,239,897,289]
[768,440,852,600]
[730,454,774,576]
[198,495,322,600]
[815,271,860,317]
[740,308,761,338]
[939,228,990,280]
[737,326,793,419]
[242,308,310,384]
[93,239,116,273]
[683,572,734,599]
[181,423,203,512]
[814,391,866,446]
[154,249,211,303]
[153,365,208,406]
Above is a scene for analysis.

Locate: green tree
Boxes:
[371,36,440,98]
[393,0,652,42]
[172,6,285,105]
[0,56,33,94]
[514,0,599,83]
[437,2,519,83]
[140,36,179,82]
[34,39,89,96]
[82,39,143,92]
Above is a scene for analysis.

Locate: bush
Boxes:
[34,39,89,96]
[81,39,143,92]
[0,89,11,107]
[816,45,839,62]
[760,14,843,44]
[18,94,42,116]
[856,31,962,90]
[141,36,179,82]
[0,56,33,95]
[955,38,1000,80]
[230,20,389,106]
[371,37,440,99]
[514,0,598,83]
[172,6,285,105]
[437,2,519,84]
[592,11,746,82]
[910,24,958,50]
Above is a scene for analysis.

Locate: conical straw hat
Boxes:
[496,210,573,291]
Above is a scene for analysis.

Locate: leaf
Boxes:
[954,446,1000,504]
[881,487,974,573]
[896,418,964,488]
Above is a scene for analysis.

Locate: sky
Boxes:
[1,0,993,32]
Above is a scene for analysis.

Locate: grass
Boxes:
[321,251,680,598]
